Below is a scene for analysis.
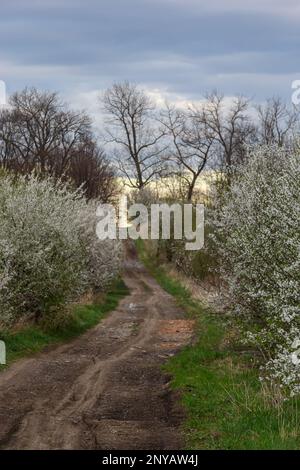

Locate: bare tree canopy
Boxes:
[256,97,299,147]
[68,137,118,202]
[0,87,117,202]
[102,81,166,190]
[0,87,91,175]
[3,85,299,203]
[161,104,214,201]
[193,91,255,174]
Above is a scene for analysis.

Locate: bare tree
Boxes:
[102,81,166,190]
[67,136,119,202]
[0,87,91,176]
[0,87,119,202]
[256,97,299,147]
[195,91,255,175]
[162,104,214,201]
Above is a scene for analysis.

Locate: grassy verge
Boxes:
[0,278,129,369]
[137,240,300,450]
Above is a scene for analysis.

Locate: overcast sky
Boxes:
[1,0,300,116]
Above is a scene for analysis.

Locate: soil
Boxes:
[0,244,195,450]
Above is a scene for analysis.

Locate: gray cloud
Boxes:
[0,0,299,109]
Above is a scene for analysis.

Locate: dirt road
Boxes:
[0,246,194,450]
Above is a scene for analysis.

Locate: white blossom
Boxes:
[211,145,300,395]
[0,174,122,326]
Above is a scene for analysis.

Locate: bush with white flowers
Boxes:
[0,174,122,326]
[79,200,122,292]
[212,145,300,395]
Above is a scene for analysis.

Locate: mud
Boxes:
[0,245,195,450]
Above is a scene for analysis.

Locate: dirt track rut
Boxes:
[0,246,194,450]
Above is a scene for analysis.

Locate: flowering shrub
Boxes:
[79,201,122,292]
[0,174,122,326]
[212,146,300,395]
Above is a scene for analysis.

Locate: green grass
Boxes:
[137,240,300,450]
[0,279,129,369]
